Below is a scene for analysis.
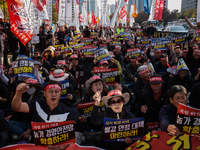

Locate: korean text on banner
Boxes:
[7,0,33,45]
[176,103,200,138]
[11,55,35,79]
[126,131,200,150]
[103,117,145,142]
[93,67,119,86]
[31,121,75,146]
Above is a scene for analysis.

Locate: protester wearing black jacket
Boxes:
[57,26,66,44]
[90,90,134,150]
[0,109,9,147]
[138,74,169,122]
[44,25,53,47]
[168,73,194,92]
[189,82,200,109]
[159,85,187,136]
[83,26,91,38]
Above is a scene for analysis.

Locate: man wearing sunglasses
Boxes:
[90,90,135,150]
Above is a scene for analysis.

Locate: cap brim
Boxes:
[27,83,44,89]
[49,73,69,81]
[150,81,163,84]
[85,78,106,90]
[102,93,130,108]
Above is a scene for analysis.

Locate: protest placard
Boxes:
[93,67,119,85]
[81,45,97,57]
[126,49,141,59]
[12,55,35,79]
[103,117,145,142]
[77,101,106,118]
[176,103,200,138]
[31,121,75,146]
[94,48,111,62]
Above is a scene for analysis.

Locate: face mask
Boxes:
[27,88,36,95]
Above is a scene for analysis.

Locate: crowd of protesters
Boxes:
[0,16,199,150]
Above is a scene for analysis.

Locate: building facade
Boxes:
[181,0,197,12]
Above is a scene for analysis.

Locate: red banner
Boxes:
[126,131,200,150]
[0,143,102,150]
[7,0,33,45]
[56,0,59,14]
[119,6,127,19]
[31,121,75,146]
[176,103,200,138]
[32,0,47,11]
[158,0,165,20]
[154,0,160,20]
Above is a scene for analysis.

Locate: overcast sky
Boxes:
[101,0,182,12]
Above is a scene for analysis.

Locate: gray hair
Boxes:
[137,65,148,73]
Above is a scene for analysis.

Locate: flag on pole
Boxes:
[32,0,47,11]
[0,7,4,19]
[119,6,127,19]
[96,16,100,23]
[7,0,33,45]
[92,11,96,25]
[144,0,150,14]
[79,13,84,23]
[87,13,90,22]
[56,0,59,14]
[132,4,138,18]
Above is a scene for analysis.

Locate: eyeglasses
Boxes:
[109,99,123,106]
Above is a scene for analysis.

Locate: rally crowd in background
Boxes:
[0,16,200,150]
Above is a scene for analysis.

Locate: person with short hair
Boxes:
[126,56,142,89]
[154,53,171,76]
[159,85,187,136]
[130,65,151,114]
[12,80,75,123]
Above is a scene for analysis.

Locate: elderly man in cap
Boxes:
[68,54,85,90]
[126,56,142,89]
[0,26,5,65]
[130,65,151,114]
[138,74,169,123]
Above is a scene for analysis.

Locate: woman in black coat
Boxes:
[159,85,187,136]
[90,90,134,150]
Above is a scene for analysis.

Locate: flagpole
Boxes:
[3,0,5,19]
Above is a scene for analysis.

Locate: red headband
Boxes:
[107,90,122,96]
[131,59,138,62]
[44,84,61,91]
[174,46,180,49]
[194,50,200,53]
[53,72,65,78]
[154,50,161,53]
[150,77,162,83]
[193,46,198,49]
[160,56,168,61]
[26,79,38,84]
[139,68,149,75]
[182,49,188,52]
[57,61,66,65]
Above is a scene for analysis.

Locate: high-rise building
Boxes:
[181,0,197,12]
[110,4,115,15]
[87,0,98,16]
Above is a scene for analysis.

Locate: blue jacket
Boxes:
[159,103,177,132]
